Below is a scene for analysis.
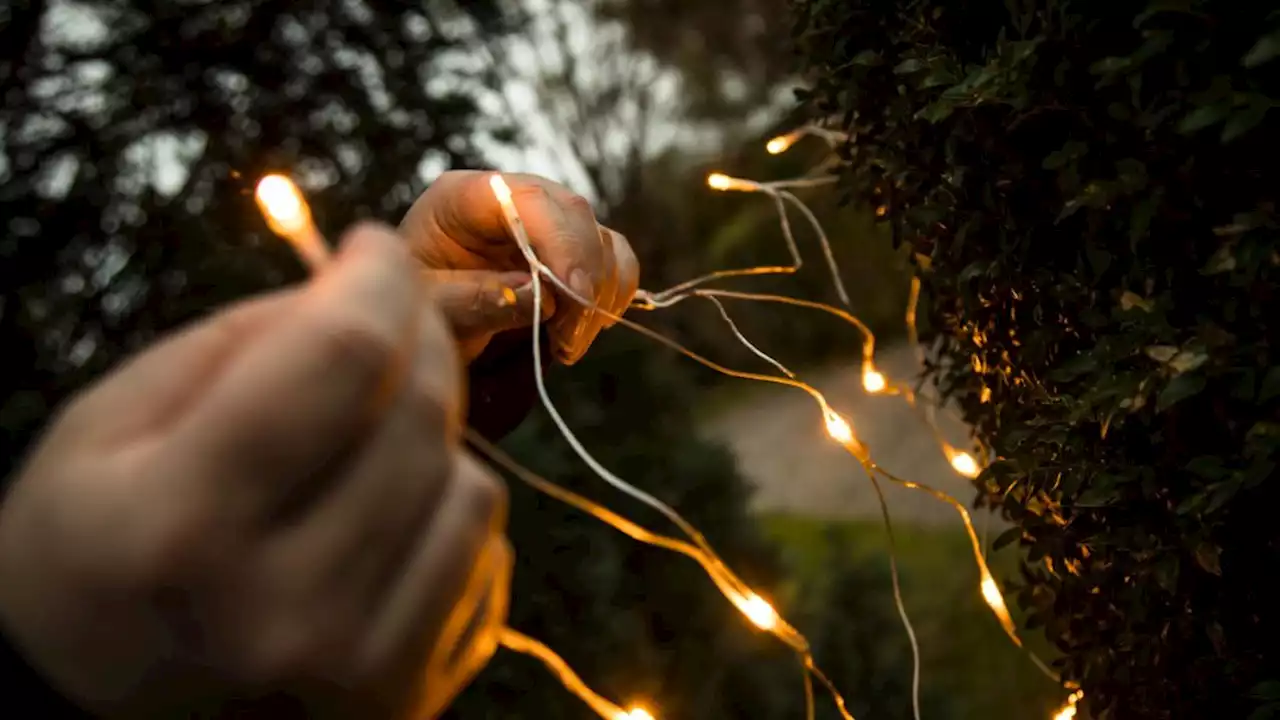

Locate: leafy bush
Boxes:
[791,1,1280,717]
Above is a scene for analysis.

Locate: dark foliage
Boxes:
[0,0,507,477]
[791,1,1280,718]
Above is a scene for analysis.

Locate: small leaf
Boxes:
[1145,345,1179,363]
[1178,103,1231,134]
[1194,544,1222,576]
[916,101,955,123]
[994,526,1023,550]
[1157,373,1206,411]
[894,58,924,74]
[1123,291,1154,312]
[1169,350,1209,375]
[1243,32,1280,68]
[1251,681,1280,702]
[1223,103,1270,144]
[851,49,882,66]
[1260,366,1280,403]
[1204,244,1239,274]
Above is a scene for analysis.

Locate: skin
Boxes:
[0,172,638,718]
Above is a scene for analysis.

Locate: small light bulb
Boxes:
[619,707,654,720]
[1051,692,1082,720]
[740,593,778,631]
[862,369,887,394]
[489,173,514,205]
[255,175,311,237]
[766,132,801,155]
[949,451,981,478]
[255,174,329,270]
[823,409,854,445]
[707,172,733,191]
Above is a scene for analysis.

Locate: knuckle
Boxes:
[407,381,457,449]
[317,315,398,382]
[564,193,595,218]
[456,457,508,529]
[241,612,355,683]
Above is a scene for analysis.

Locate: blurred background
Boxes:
[2,1,1061,717]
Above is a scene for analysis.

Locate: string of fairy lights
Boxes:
[253,125,1082,720]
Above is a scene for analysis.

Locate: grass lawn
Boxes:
[762,514,1068,720]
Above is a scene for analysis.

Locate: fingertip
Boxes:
[337,221,411,265]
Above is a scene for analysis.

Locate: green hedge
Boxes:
[791,1,1280,718]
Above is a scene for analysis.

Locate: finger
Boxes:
[359,454,507,688]
[605,227,640,327]
[421,535,511,718]
[559,225,619,365]
[279,296,464,602]
[61,289,297,449]
[173,222,420,510]
[424,269,556,342]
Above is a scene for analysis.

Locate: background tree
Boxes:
[791,0,1280,717]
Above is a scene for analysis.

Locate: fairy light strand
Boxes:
[257,157,1077,720]
[490,174,857,720]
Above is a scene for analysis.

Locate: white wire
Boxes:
[508,213,723,549]
[775,189,851,308]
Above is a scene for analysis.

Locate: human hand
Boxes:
[0,224,509,719]
[400,171,640,364]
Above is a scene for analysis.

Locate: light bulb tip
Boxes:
[707,172,732,190]
[823,410,854,445]
[489,173,513,204]
[862,370,887,394]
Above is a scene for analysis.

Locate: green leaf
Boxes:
[916,101,955,123]
[1223,103,1271,144]
[1243,32,1280,68]
[1157,373,1206,411]
[1260,366,1280,403]
[851,49,882,67]
[1252,681,1280,702]
[894,58,924,74]
[1050,352,1098,382]
[1193,544,1222,576]
[1178,103,1231,134]
[994,526,1023,551]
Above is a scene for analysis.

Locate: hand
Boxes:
[0,224,510,719]
[400,171,641,364]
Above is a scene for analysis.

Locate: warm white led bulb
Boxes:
[949,451,981,478]
[862,369,887,394]
[255,175,310,237]
[740,593,778,631]
[823,409,854,445]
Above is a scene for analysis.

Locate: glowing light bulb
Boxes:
[1052,691,1083,720]
[862,369,887,394]
[740,593,778,631]
[255,175,310,237]
[823,409,854,445]
[489,173,514,205]
[766,132,800,155]
[949,451,981,478]
[255,174,328,270]
[707,172,733,191]
[618,707,655,720]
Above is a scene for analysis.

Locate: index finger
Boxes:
[173,223,426,508]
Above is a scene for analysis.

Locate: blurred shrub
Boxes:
[791,1,1280,717]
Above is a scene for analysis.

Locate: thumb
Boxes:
[425,270,556,342]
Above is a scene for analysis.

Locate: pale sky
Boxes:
[10,0,790,206]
